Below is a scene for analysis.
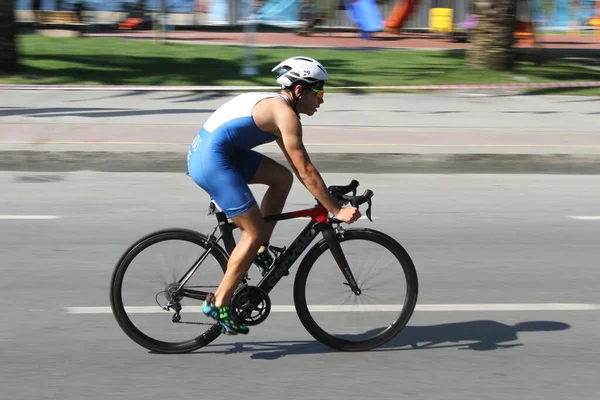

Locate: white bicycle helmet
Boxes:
[272,56,329,88]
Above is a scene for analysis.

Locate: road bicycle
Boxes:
[109,180,418,353]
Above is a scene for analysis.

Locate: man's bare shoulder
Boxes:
[255,96,293,115]
[253,95,298,135]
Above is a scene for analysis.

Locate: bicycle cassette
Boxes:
[231,286,271,326]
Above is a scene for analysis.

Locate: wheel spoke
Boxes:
[295,229,418,351]
[110,230,228,354]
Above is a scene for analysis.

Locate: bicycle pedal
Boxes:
[268,245,286,254]
[221,327,237,336]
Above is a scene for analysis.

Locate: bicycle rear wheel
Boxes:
[110,229,227,354]
[293,228,418,351]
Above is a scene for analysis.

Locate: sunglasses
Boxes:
[311,88,325,99]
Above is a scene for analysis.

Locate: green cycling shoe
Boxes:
[202,295,249,335]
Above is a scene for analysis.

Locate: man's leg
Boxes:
[213,204,266,308]
[250,156,293,250]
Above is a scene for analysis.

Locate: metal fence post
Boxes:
[240,0,258,76]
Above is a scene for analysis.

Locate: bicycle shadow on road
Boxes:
[199,320,569,359]
[378,320,570,352]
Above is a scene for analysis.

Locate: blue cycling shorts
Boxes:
[187,130,263,218]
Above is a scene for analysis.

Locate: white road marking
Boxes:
[0,215,61,220]
[64,303,600,314]
[296,216,377,221]
[570,216,600,220]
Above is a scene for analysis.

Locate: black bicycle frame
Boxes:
[214,207,360,294]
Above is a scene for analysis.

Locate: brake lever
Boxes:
[366,198,373,222]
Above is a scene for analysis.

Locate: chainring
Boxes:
[231,286,271,326]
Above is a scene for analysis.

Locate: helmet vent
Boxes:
[273,66,291,77]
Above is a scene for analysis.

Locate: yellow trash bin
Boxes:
[429,8,453,33]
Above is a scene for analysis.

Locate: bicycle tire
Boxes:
[293,228,418,351]
[109,229,228,354]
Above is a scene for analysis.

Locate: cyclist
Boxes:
[187,56,361,335]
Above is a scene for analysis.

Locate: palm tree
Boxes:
[467,0,518,71]
[0,0,19,73]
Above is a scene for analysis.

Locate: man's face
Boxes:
[298,84,324,116]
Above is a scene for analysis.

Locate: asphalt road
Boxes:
[1,171,599,399]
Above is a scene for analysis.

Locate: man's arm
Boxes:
[275,112,341,215]
[276,138,298,177]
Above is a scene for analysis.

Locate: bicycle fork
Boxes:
[322,226,361,295]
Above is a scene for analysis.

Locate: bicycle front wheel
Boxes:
[110,229,228,354]
[294,228,418,351]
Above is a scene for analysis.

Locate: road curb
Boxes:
[3,151,600,174]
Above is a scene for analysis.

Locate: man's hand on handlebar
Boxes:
[333,206,361,224]
[325,180,373,223]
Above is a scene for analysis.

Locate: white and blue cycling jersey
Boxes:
[187,92,289,217]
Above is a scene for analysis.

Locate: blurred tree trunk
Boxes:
[0,0,19,73]
[467,0,518,71]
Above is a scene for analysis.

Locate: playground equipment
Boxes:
[429,7,453,35]
[514,0,536,45]
[450,0,541,46]
[586,0,600,29]
[343,0,384,39]
[298,0,328,36]
[119,17,143,29]
[118,1,152,30]
[254,0,301,27]
[384,0,419,31]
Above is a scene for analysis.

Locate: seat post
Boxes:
[216,211,228,225]
[215,211,237,255]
